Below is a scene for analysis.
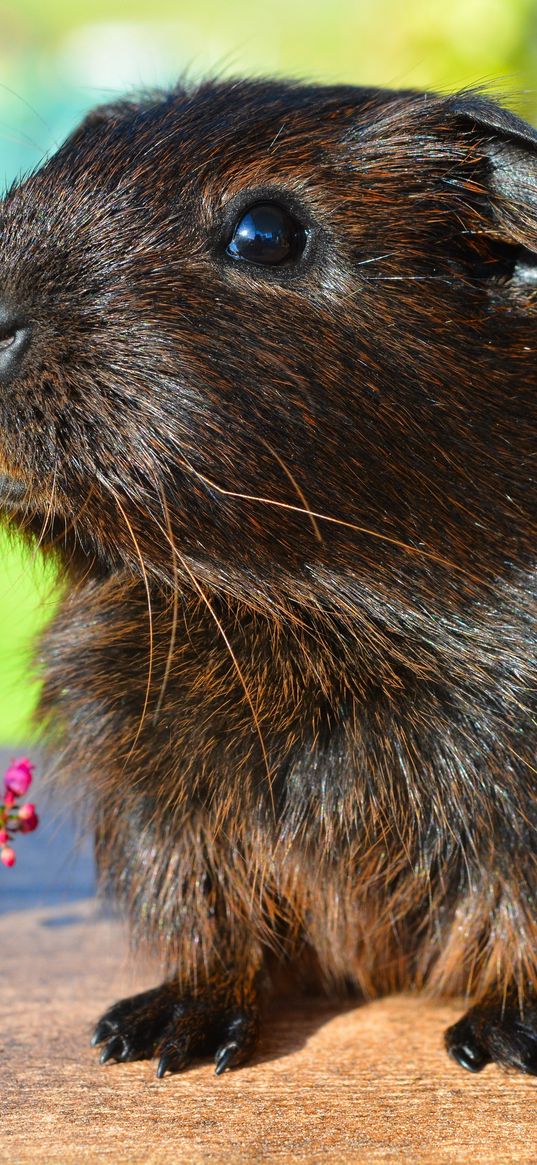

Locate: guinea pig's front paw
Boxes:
[445,998,537,1076]
[91,980,260,1077]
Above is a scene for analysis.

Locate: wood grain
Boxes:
[2,900,536,1164]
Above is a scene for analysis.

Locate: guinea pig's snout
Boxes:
[0,306,31,385]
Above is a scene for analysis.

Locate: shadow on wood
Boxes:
[2,899,536,1165]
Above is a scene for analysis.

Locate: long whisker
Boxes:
[34,456,58,554]
[151,505,276,814]
[0,82,51,133]
[259,437,323,543]
[110,490,155,762]
[153,485,180,722]
[174,453,483,586]
[32,479,97,557]
[366,275,452,283]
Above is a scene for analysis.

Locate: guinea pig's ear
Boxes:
[449,94,537,276]
[450,94,537,151]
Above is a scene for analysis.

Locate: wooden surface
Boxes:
[2,897,536,1165]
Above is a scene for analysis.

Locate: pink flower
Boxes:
[4,757,34,798]
[0,757,38,869]
[18,803,39,833]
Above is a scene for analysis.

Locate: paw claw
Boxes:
[156,1052,171,1079]
[447,1040,490,1073]
[445,1000,537,1077]
[155,1041,191,1078]
[99,1035,125,1064]
[214,1040,239,1075]
[91,1020,113,1047]
[93,984,260,1076]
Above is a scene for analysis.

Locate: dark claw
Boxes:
[99,1035,125,1064]
[445,1015,492,1073]
[156,1051,172,1079]
[91,1020,113,1047]
[93,983,260,1075]
[448,1041,490,1073]
[445,999,537,1077]
[156,1043,190,1078]
[214,1041,239,1075]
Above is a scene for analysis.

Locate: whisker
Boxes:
[174,453,483,586]
[151,505,276,815]
[0,82,51,133]
[31,479,97,559]
[109,489,155,764]
[34,456,58,554]
[153,485,180,722]
[0,126,46,151]
[367,275,452,283]
[260,437,323,543]
[356,252,397,266]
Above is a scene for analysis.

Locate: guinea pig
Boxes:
[0,78,535,1079]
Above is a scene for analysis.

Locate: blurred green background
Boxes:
[0,0,536,742]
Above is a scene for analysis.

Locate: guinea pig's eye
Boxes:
[225,202,307,266]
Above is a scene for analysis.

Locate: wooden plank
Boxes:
[2,899,536,1164]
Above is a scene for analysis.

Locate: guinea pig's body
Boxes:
[0,80,536,1077]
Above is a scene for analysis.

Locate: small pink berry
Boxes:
[3,790,15,807]
[0,829,8,844]
[13,756,33,777]
[18,803,39,833]
[1,845,16,867]
[4,757,34,798]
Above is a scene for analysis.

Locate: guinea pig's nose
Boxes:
[0,307,31,385]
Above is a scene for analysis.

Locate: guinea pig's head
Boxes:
[0,80,535,620]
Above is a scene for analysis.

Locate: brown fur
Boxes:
[0,79,536,1075]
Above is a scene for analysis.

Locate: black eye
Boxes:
[225,202,307,266]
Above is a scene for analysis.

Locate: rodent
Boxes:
[0,78,535,1079]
